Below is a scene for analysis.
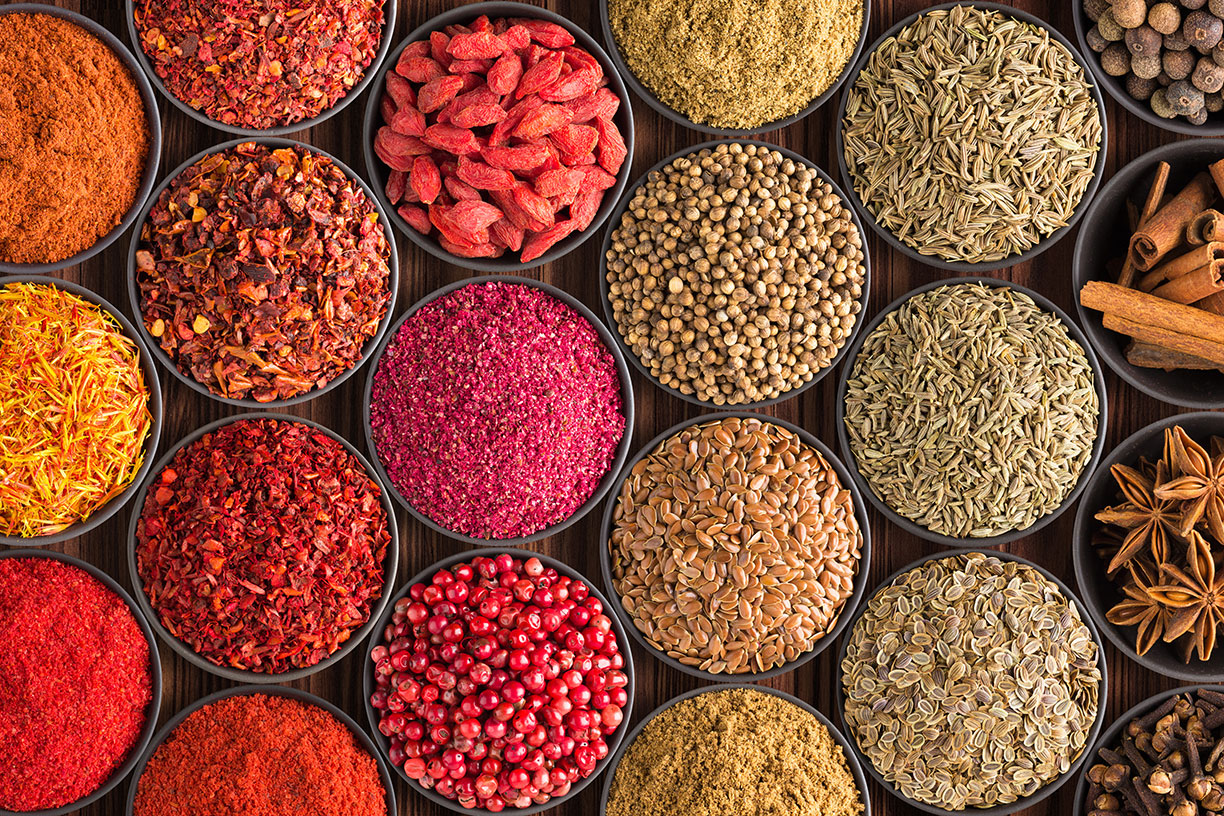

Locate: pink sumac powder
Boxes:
[370,281,625,539]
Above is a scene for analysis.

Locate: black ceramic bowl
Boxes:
[598,138,873,411]
[835,1,1109,273]
[0,548,162,816]
[125,412,400,684]
[0,275,163,548]
[362,2,635,272]
[1070,685,1224,816]
[1072,412,1224,682]
[598,411,872,682]
[363,547,636,816]
[125,137,399,409]
[124,684,397,816]
[836,549,1110,816]
[1073,2,1224,136]
[1073,139,1224,409]
[597,684,871,816]
[835,276,1109,548]
[597,0,870,137]
[362,274,635,547]
[123,0,396,137]
[0,3,161,275]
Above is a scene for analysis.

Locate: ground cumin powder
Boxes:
[0,13,149,264]
[607,0,863,129]
[606,688,864,816]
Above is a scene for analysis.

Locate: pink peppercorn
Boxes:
[369,282,625,540]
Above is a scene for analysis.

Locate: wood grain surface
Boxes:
[11,1,1197,814]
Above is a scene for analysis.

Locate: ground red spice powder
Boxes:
[133,694,386,816]
[0,558,152,811]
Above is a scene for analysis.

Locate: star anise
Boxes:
[1149,532,1224,662]
[1107,556,1175,656]
[1155,427,1224,544]
[1095,460,1181,574]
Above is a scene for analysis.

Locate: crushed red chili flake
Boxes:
[135,142,392,403]
[132,0,385,130]
[369,281,625,540]
[135,417,391,673]
[0,558,152,812]
[133,693,387,816]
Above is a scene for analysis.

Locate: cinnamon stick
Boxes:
[1080,280,1224,345]
[1126,340,1224,371]
[1199,291,1224,315]
[1152,260,1224,303]
[1138,242,1224,291]
[1210,158,1224,199]
[1120,162,1172,287]
[1188,209,1224,245]
[1130,172,1216,272]
[1102,314,1224,367]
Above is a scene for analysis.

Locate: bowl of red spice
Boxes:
[0,4,161,274]
[363,275,634,546]
[126,685,395,816]
[126,412,399,683]
[124,0,396,136]
[127,138,398,408]
[363,548,636,815]
[0,276,163,548]
[0,549,161,816]
[361,2,635,270]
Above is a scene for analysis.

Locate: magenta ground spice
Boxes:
[369,281,625,539]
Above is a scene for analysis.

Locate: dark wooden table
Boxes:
[20,1,1195,814]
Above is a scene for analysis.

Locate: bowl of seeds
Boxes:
[837,1,1108,272]
[599,0,869,135]
[836,277,1107,547]
[600,685,869,816]
[1073,412,1224,683]
[1073,685,1224,816]
[601,140,870,409]
[838,549,1108,816]
[1075,0,1224,135]
[600,412,870,681]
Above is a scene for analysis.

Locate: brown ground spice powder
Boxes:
[607,0,863,129]
[606,688,864,816]
[0,13,150,265]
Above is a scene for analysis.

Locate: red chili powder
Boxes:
[133,693,387,816]
[0,558,152,811]
[369,281,626,539]
[135,417,390,673]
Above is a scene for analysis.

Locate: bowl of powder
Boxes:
[363,276,634,546]
[599,0,870,135]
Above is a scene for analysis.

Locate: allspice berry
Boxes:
[1151,87,1178,117]
[1166,47,1199,77]
[1133,53,1165,78]
[1112,0,1148,27]
[1126,24,1164,54]
[1099,9,1127,40]
[1168,78,1207,112]
[1194,55,1224,90]
[1182,0,1209,10]
[1185,10,1224,51]
[1208,91,1224,110]
[1128,73,1159,99]
[1166,30,1194,49]
[1086,0,1111,19]
[1102,41,1133,75]
[1189,105,1211,123]
[1211,0,1224,15]
[1087,25,1109,53]
[1149,2,1183,34]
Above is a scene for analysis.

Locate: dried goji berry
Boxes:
[447,58,494,75]
[482,142,552,172]
[513,103,573,139]
[539,67,599,102]
[451,103,508,128]
[487,53,523,96]
[411,156,443,204]
[511,182,555,229]
[570,188,605,230]
[450,199,505,232]
[440,236,502,258]
[595,117,627,175]
[423,124,480,155]
[491,218,525,252]
[563,87,620,123]
[511,18,575,48]
[470,15,493,33]
[444,23,472,37]
[385,170,407,205]
[401,40,430,60]
[576,164,617,192]
[489,189,545,233]
[457,156,516,191]
[400,183,421,204]
[516,51,563,99]
[380,96,397,125]
[520,147,563,179]
[418,75,465,113]
[448,29,506,60]
[444,176,483,202]
[430,31,451,67]
[501,24,531,52]
[376,128,430,170]
[534,168,583,199]
[391,105,426,137]
[520,218,578,262]
[548,123,598,157]
[398,55,446,83]
[490,95,544,146]
[522,43,549,69]
[560,46,603,79]
[398,204,432,234]
[385,72,418,111]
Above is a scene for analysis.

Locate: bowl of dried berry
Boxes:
[1075,0,1224,134]
[125,0,396,136]
[126,137,398,408]
[600,139,870,410]
[364,548,635,815]
[1073,412,1224,683]
[600,412,871,681]
[362,2,635,270]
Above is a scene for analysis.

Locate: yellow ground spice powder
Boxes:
[607,0,863,129]
[606,688,864,816]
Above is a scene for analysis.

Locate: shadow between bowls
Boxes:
[1070,684,1224,816]
[597,411,873,682]
[1072,139,1224,409]
[597,684,871,816]
[1072,412,1224,681]
[123,684,397,816]
[125,411,400,684]
[0,3,161,275]
[361,1,636,273]
[125,136,400,409]
[834,0,1109,274]
[361,274,636,548]
[0,275,164,548]
[597,138,873,411]
[834,276,1110,549]
[0,548,162,816]
[597,0,870,137]
[834,548,1110,816]
[362,546,637,816]
[122,0,396,138]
